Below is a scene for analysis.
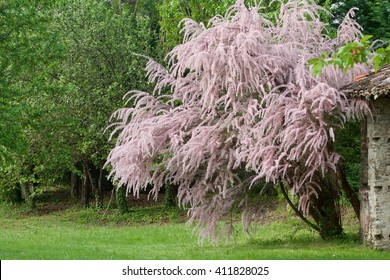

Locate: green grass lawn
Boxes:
[1,201,390,260]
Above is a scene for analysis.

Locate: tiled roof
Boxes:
[344,65,390,99]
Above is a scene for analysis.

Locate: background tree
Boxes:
[0,0,161,208]
[53,0,158,207]
[329,0,389,41]
[0,0,66,205]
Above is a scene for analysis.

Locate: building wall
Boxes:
[367,97,390,249]
[360,118,370,240]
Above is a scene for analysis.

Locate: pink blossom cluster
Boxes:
[107,0,370,240]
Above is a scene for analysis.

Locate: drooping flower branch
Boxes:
[107,0,370,240]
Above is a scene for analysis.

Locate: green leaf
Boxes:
[308,58,321,65]
[360,35,373,44]
[311,63,324,78]
[372,55,381,72]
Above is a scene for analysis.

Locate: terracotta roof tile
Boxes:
[344,65,390,99]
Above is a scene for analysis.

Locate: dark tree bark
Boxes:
[21,183,36,209]
[86,166,97,206]
[284,169,343,240]
[116,186,128,214]
[81,164,90,208]
[309,170,343,239]
[96,162,104,209]
[71,172,80,199]
[164,183,178,208]
[84,163,104,209]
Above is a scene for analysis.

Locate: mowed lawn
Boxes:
[1,202,390,260]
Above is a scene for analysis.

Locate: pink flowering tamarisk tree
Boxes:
[106,0,370,240]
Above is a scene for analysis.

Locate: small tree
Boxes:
[107,0,370,241]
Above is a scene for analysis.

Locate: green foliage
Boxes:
[0,165,22,204]
[335,122,361,192]
[329,0,390,41]
[0,0,67,201]
[0,0,60,159]
[309,35,389,77]
[0,0,161,203]
[372,44,390,71]
[57,0,155,163]
[309,35,371,76]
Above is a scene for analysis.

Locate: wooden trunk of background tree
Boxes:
[96,162,104,209]
[20,183,36,209]
[71,172,81,199]
[81,164,90,208]
[310,171,343,239]
[164,183,178,208]
[116,185,128,214]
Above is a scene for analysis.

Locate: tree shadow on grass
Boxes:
[223,231,382,260]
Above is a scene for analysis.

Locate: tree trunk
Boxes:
[309,171,343,239]
[280,182,320,232]
[71,172,80,199]
[21,183,36,209]
[112,0,122,15]
[86,166,98,208]
[283,171,343,240]
[116,186,128,214]
[164,183,178,208]
[81,164,90,208]
[97,163,104,209]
